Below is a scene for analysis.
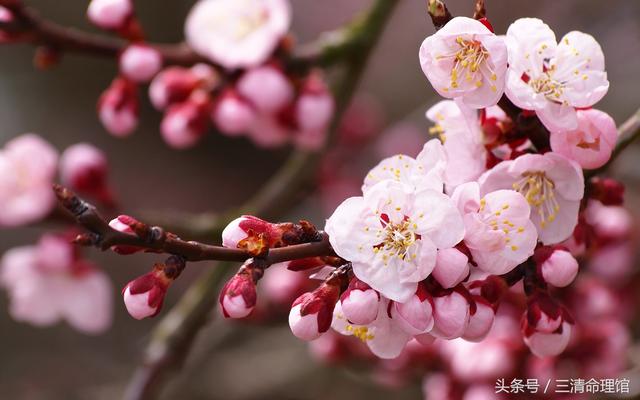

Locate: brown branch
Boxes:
[53,184,336,264]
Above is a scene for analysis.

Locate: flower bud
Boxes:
[391,282,434,335]
[431,290,470,339]
[222,216,319,254]
[538,248,579,288]
[219,259,264,318]
[149,65,217,110]
[289,278,341,341]
[237,66,293,113]
[523,320,572,358]
[212,90,256,136]
[589,177,625,206]
[98,77,138,137]
[295,72,334,132]
[432,248,469,289]
[87,0,132,30]
[60,143,113,205]
[108,215,143,254]
[122,256,185,319]
[340,278,379,325]
[462,296,495,342]
[0,6,15,43]
[160,91,210,149]
[119,44,162,83]
[525,292,568,334]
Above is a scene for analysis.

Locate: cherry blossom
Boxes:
[0,134,58,227]
[479,152,584,245]
[185,0,291,69]
[505,18,609,131]
[325,179,464,302]
[149,65,218,110]
[160,91,210,149]
[549,108,618,169]
[389,282,435,335]
[419,17,508,108]
[430,290,470,339]
[60,143,112,204]
[219,263,260,319]
[452,182,537,274]
[237,65,294,113]
[332,299,412,359]
[0,235,112,333]
[432,248,469,289]
[123,272,167,320]
[289,277,341,341]
[536,247,579,287]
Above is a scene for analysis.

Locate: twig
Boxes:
[54,184,335,264]
[121,0,400,399]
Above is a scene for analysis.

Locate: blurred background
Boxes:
[1,0,640,399]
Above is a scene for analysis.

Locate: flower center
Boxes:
[512,171,560,228]
[438,37,498,92]
[479,198,524,252]
[374,216,419,263]
[529,71,565,102]
[346,325,374,342]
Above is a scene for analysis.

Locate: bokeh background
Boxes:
[1,0,640,399]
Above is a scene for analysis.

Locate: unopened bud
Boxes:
[160,91,210,149]
[289,277,341,341]
[212,89,256,136]
[237,66,293,113]
[432,248,469,289]
[122,256,185,319]
[60,143,113,205]
[98,77,138,137]
[119,44,162,83]
[87,0,133,30]
[391,282,434,335]
[108,215,143,254]
[219,259,264,318]
[340,278,380,325]
[536,247,579,288]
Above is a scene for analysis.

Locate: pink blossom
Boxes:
[0,237,112,333]
[419,17,508,108]
[60,143,112,204]
[87,0,132,30]
[98,77,139,137]
[185,0,291,69]
[119,44,163,83]
[340,278,380,325]
[550,108,617,169]
[425,100,488,188]
[221,215,275,249]
[237,66,294,113]
[505,18,609,131]
[432,248,469,289]
[325,179,464,302]
[362,139,447,194]
[390,283,434,335]
[212,90,256,136]
[160,91,210,149]
[332,298,412,359]
[431,290,470,339]
[585,200,632,240]
[0,134,58,227]
[479,152,584,245]
[522,293,573,356]
[538,248,579,287]
[452,182,537,274]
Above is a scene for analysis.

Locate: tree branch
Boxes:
[54,184,336,264]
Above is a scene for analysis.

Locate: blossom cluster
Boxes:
[88,0,334,150]
[215,14,624,363]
